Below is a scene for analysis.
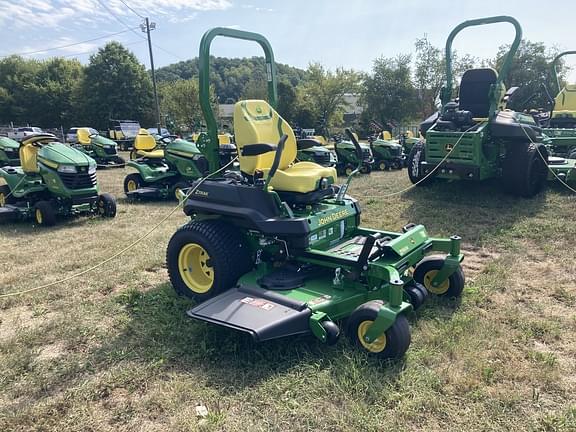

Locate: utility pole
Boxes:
[141,17,161,135]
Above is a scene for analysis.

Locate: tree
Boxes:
[76,42,154,129]
[493,40,565,111]
[414,36,477,118]
[301,63,361,132]
[362,55,418,129]
[158,79,202,133]
[277,80,297,123]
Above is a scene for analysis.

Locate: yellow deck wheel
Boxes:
[0,192,5,207]
[35,209,43,224]
[423,269,450,295]
[357,320,387,353]
[177,243,214,294]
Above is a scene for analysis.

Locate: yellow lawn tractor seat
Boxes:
[550,84,576,128]
[133,131,164,159]
[234,100,337,196]
[20,143,40,174]
[381,131,392,140]
[76,128,92,145]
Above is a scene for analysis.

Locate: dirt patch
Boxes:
[0,306,55,342]
[37,342,67,361]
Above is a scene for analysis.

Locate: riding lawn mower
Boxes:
[0,136,20,167]
[408,16,575,197]
[0,134,116,226]
[165,27,466,359]
[74,127,125,169]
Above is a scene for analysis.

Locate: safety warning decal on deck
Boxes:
[308,295,332,306]
[240,297,276,310]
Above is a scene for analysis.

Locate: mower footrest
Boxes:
[0,204,21,221]
[187,285,312,342]
[126,187,164,199]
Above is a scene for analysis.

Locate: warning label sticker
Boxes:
[240,296,276,310]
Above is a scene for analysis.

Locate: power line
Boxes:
[60,40,145,59]
[94,0,146,41]
[117,0,145,19]
[0,28,138,58]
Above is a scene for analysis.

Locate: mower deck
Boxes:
[548,156,576,183]
[125,186,167,200]
[0,204,21,222]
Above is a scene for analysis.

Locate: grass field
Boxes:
[1,158,575,431]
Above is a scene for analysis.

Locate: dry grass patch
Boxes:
[1,167,576,431]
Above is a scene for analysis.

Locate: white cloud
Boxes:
[0,0,232,29]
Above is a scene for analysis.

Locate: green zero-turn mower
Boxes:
[0,136,20,167]
[408,16,552,198]
[73,127,125,169]
[124,129,209,200]
[369,131,405,171]
[165,28,466,359]
[0,134,116,226]
[332,132,374,175]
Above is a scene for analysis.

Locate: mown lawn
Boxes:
[1,158,575,431]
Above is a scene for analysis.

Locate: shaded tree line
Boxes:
[0,38,567,135]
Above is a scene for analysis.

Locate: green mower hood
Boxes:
[91,134,117,147]
[372,139,402,149]
[0,136,20,150]
[167,138,202,155]
[39,142,96,168]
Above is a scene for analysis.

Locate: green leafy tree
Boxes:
[414,36,477,117]
[362,55,417,129]
[301,63,361,133]
[493,40,565,111]
[76,42,154,129]
[277,80,297,123]
[158,79,202,133]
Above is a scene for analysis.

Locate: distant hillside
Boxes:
[155,56,307,103]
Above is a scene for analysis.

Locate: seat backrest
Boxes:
[405,130,413,138]
[20,144,39,173]
[233,100,297,175]
[458,68,498,117]
[381,131,392,140]
[134,133,157,151]
[553,83,576,113]
[218,134,231,145]
[77,128,91,145]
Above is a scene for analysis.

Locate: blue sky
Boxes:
[1,0,575,80]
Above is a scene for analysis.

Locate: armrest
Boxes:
[241,143,277,156]
[297,138,322,150]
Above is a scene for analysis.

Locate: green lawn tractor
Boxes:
[408,16,550,198]
[295,128,338,167]
[74,127,125,169]
[369,132,405,171]
[0,136,20,167]
[332,133,374,175]
[398,130,421,156]
[165,27,466,359]
[124,132,209,200]
[108,119,140,151]
[0,134,116,226]
[541,51,576,159]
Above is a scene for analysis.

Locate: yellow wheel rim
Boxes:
[0,192,5,207]
[357,320,387,353]
[423,269,450,295]
[379,162,386,170]
[174,187,182,200]
[127,179,137,192]
[177,243,214,294]
[35,209,43,224]
[345,167,353,175]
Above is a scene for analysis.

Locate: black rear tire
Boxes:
[568,149,576,160]
[407,142,434,185]
[97,193,117,218]
[34,201,57,226]
[404,282,428,310]
[166,220,252,301]
[502,142,548,198]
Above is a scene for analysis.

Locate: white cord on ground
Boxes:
[356,123,482,199]
[0,157,238,299]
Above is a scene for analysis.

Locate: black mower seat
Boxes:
[234,100,337,195]
[458,68,498,118]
